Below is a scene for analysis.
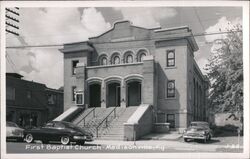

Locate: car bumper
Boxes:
[183,135,206,140]
[6,136,24,141]
[73,135,93,142]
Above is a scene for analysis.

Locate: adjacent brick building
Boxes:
[60,21,209,130]
[6,73,63,128]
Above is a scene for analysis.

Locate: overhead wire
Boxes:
[5,30,242,49]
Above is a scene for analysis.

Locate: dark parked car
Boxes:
[183,121,213,143]
[6,121,24,142]
[24,121,93,145]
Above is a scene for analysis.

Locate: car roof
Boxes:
[191,121,208,124]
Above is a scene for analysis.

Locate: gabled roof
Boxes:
[89,20,160,40]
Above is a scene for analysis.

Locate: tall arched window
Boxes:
[113,56,120,64]
[167,50,175,67]
[125,55,133,63]
[99,55,108,65]
[126,55,133,63]
[101,57,107,65]
[138,53,146,62]
[137,49,148,62]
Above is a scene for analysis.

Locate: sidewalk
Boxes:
[141,132,182,141]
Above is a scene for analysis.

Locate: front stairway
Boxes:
[70,106,139,140]
[98,107,139,140]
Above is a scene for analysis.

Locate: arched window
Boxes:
[126,55,133,63]
[137,49,148,62]
[99,55,108,65]
[167,50,175,67]
[138,53,146,62]
[100,57,107,65]
[113,56,120,64]
[166,80,175,98]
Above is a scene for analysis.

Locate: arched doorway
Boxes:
[126,80,142,106]
[107,82,121,107]
[89,83,101,107]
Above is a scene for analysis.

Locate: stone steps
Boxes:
[69,106,138,140]
[98,106,138,140]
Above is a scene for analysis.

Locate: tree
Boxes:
[205,24,243,121]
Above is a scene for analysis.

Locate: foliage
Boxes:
[205,24,243,117]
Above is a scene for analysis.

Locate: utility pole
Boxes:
[5,7,20,36]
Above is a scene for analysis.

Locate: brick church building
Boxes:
[59,21,209,136]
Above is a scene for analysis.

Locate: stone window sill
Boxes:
[165,66,177,69]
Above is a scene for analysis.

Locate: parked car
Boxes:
[6,121,24,142]
[183,121,213,143]
[24,121,93,145]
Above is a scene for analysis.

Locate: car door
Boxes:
[51,122,67,141]
[37,122,56,141]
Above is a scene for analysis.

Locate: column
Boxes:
[120,78,126,108]
[101,80,106,108]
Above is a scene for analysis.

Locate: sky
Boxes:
[6,7,242,89]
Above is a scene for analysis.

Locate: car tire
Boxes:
[184,138,189,142]
[60,136,70,145]
[25,134,34,143]
[76,141,85,145]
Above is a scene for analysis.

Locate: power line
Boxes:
[193,7,206,32]
[5,15,242,41]
[6,30,242,49]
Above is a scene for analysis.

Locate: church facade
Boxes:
[60,21,209,130]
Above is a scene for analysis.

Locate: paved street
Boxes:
[7,136,243,153]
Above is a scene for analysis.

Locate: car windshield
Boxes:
[62,122,77,129]
[45,122,54,127]
[191,122,209,128]
[6,122,18,127]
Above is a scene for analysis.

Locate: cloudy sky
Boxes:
[6,7,242,89]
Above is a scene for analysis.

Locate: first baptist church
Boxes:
[58,21,209,140]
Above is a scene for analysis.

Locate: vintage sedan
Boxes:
[6,121,24,142]
[24,121,93,145]
[183,121,213,143]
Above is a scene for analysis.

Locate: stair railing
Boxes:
[96,106,118,138]
[76,107,96,126]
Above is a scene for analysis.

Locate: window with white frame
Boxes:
[166,80,175,98]
[166,50,175,67]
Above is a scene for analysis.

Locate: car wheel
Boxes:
[184,138,189,142]
[60,136,70,145]
[76,141,85,145]
[25,134,34,143]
